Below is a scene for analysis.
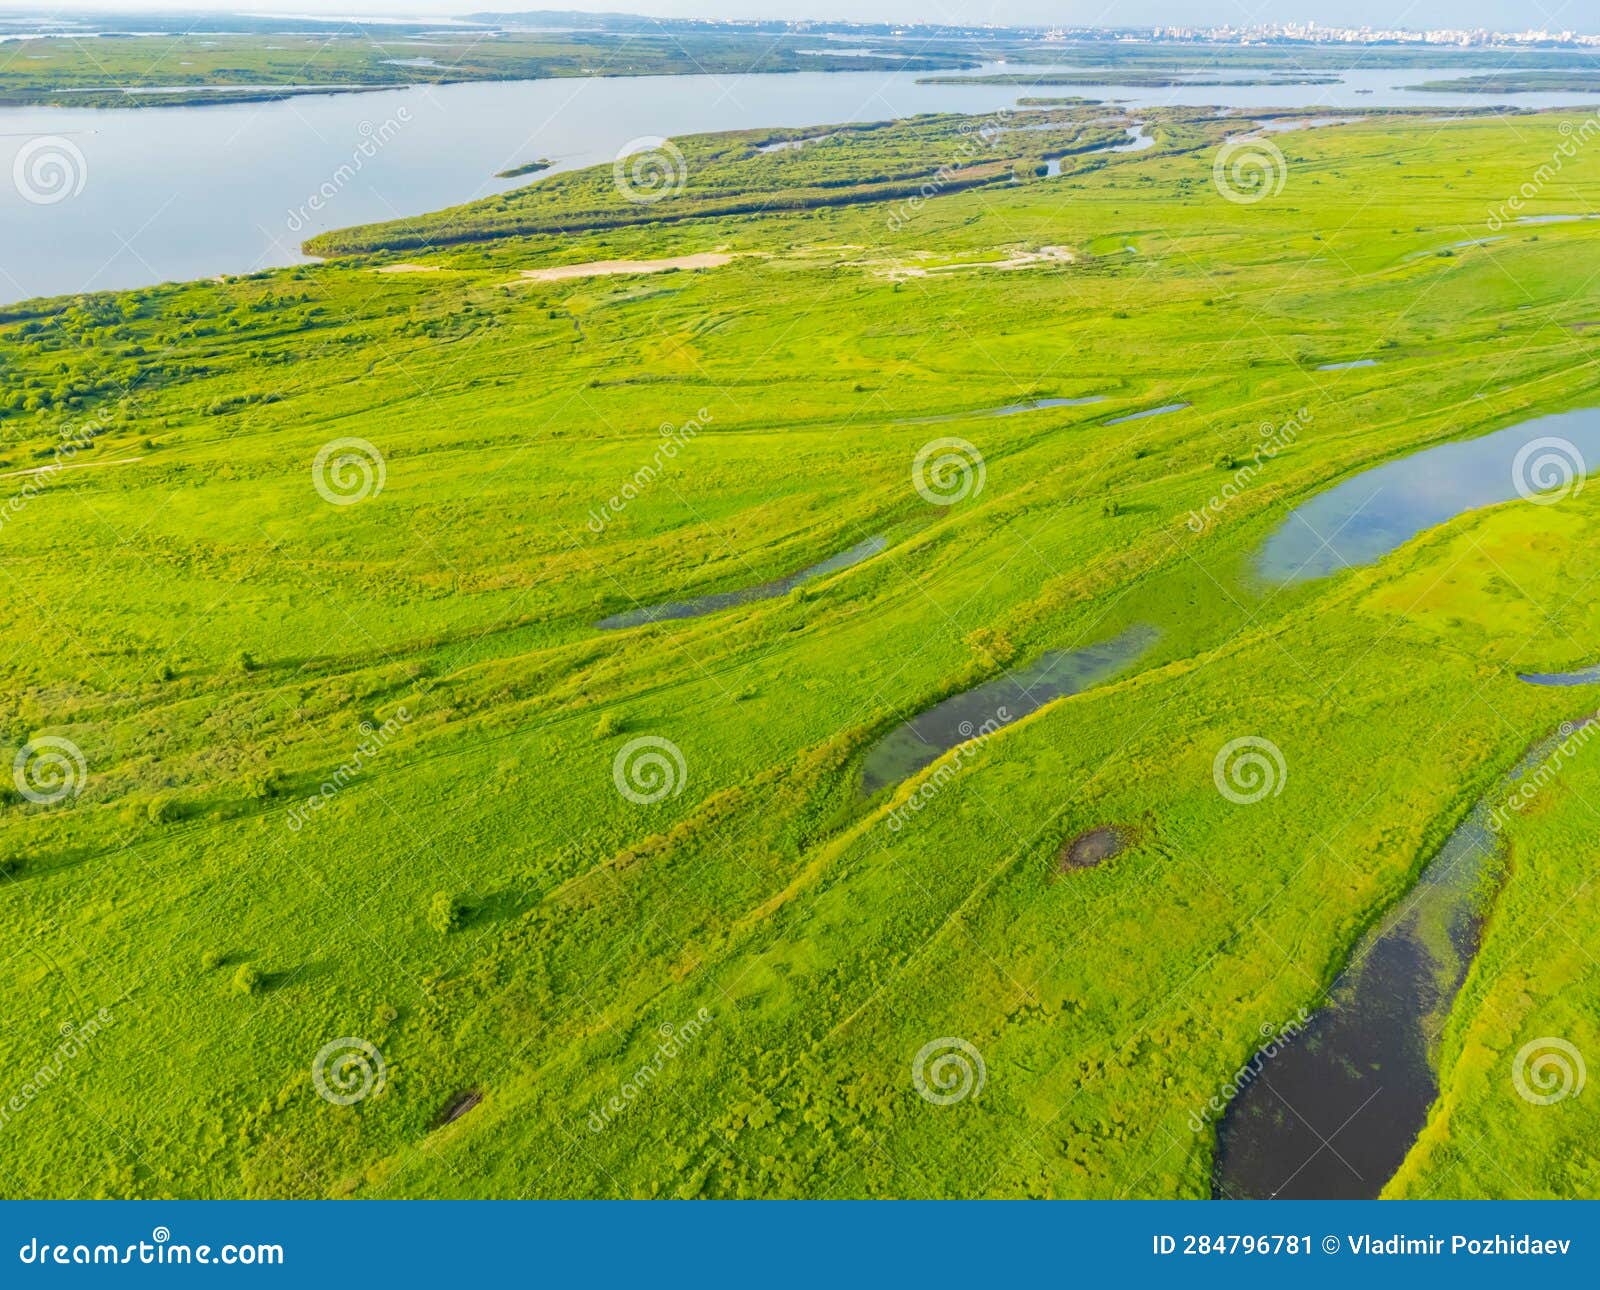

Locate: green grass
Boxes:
[0,29,974,109]
[1407,72,1600,94]
[2,108,1600,1198]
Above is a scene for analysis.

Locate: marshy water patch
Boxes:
[1316,358,1378,370]
[1518,662,1600,686]
[1254,406,1600,583]
[1213,719,1594,1199]
[1057,824,1129,872]
[597,534,886,630]
[860,623,1157,795]
[1104,402,1189,426]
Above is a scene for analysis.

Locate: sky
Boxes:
[9,0,1593,35]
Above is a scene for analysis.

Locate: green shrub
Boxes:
[428,891,465,934]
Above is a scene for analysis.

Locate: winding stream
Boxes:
[1255,407,1600,583]
[860,623,1156,795]
[1213,720,1591,1199]
[597,535,885,630]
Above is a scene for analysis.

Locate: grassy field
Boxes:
[2,104,1599,1198]
[0,27,973,109]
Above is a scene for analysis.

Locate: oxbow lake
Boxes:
[3,64,1599,302]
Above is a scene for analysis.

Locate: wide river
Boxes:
[2,62,1599,304]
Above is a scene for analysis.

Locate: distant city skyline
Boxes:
[9,0,1595,37]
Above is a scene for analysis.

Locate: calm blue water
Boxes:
[597,535,885,630]
[1519,664,1600,686]
[2,63,1596,303]
[1255,407,1600,583]
[860,623,1157,795]
[1214,719,1591,1199]
[1105,402,1190,426]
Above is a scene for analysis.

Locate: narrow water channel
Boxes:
[860,623,1156,795]
[597,535,885,629]
[1212,720,1590,1199]
[1254,407,1600,583]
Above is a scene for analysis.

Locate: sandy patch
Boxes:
[515,252,735,284]
[870,246,1075,281]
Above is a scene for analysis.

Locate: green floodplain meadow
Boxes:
[2,99,1600,1198]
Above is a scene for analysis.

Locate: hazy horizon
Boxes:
[4,0,1595,38]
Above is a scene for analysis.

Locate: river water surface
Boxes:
[2,63,1594,303]
[1213,721,1590,1199]
[1255,407,1600,583]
